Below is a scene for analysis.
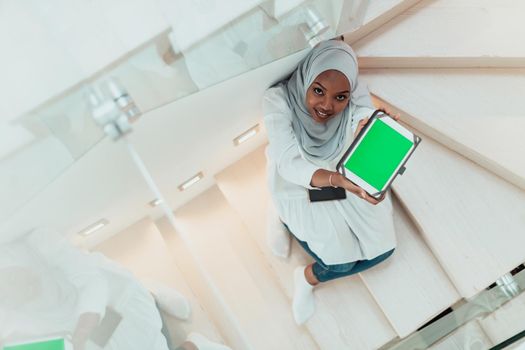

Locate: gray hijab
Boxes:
[283,40,373,161]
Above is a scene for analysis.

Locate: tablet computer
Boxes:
[336,110,421,199]
[3,337,72,350]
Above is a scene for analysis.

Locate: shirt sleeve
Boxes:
[25,229,109,317]
[66,252,109,317]
[263,88,321,189]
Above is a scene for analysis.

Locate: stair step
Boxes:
[359,193,460,338]
[93,218,225,347]
[358,57,525,69]
[156,217,251,350]
[216,146,398,348]
[361,68,525,191]
[390,131,525,298]
[344,0,424,44]
[353,0,525,59]
[167,186,318,350]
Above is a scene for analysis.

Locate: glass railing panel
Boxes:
[2,0,367,222]
[104,0,348,114]
[0,120,73,225]
[36,86,106,160]
[491,329,525,350]
[173,0,343,88]
[384,267,525,350]
[0,87,106,225]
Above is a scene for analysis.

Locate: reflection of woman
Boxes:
[0,229,230,350]
[0,229,170,350]
[263,40,397,324]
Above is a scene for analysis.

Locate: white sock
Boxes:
[147,282,191,320]
[186,332,232,350]
[292,265,315,325]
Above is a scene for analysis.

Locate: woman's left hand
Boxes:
[370,95,402,121]
[354,117,369,137]
[380,106,401,121]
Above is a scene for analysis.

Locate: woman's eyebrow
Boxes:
[313,82,349,94]
[313,82,326,90]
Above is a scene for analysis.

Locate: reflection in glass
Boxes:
[385,267,525,349]
[0,228,230,350]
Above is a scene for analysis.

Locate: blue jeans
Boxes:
[285,224,395,283]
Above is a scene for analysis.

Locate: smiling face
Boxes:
[305,69,351,123]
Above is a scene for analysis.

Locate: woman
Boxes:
[263,39,397,325]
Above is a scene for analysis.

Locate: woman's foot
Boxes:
[186,332,232,350]
[148,282,192,320]
[292,265,316,325]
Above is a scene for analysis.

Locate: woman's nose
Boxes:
[319,98,333,112]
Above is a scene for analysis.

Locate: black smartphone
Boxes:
[308,186,347,202]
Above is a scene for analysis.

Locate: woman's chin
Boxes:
[312,115,332,123]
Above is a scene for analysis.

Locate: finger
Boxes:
[347,186,361,197]
[365,195,380,205]
[361,191,381,204]
[348,186,366,199]
[353,189,369,201]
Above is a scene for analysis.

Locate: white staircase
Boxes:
[355,0,525,301]
[91,0,525,348]
[143,123,525,348]
[93,217,225,347]
[157,186,318,350]
[215,145,462,341]
[388,129,525,299]
[214,146,397,349]
[359,194,460,337]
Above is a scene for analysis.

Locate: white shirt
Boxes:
[263,85,396,264]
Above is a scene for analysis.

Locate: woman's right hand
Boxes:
[332,173,383,205]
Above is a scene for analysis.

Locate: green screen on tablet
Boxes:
[344,118,413,190]
[4,338,65,350]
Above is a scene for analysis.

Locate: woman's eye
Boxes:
[313,87,323,95]
[336,95,347,101]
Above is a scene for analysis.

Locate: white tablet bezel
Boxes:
[341,115,416,197]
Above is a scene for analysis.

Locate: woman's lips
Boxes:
[314,108,332,119]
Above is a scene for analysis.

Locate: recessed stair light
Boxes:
[178,172,203,191]
[233,124,259,146]
[148,198,163,207]
[78,219,109,236]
